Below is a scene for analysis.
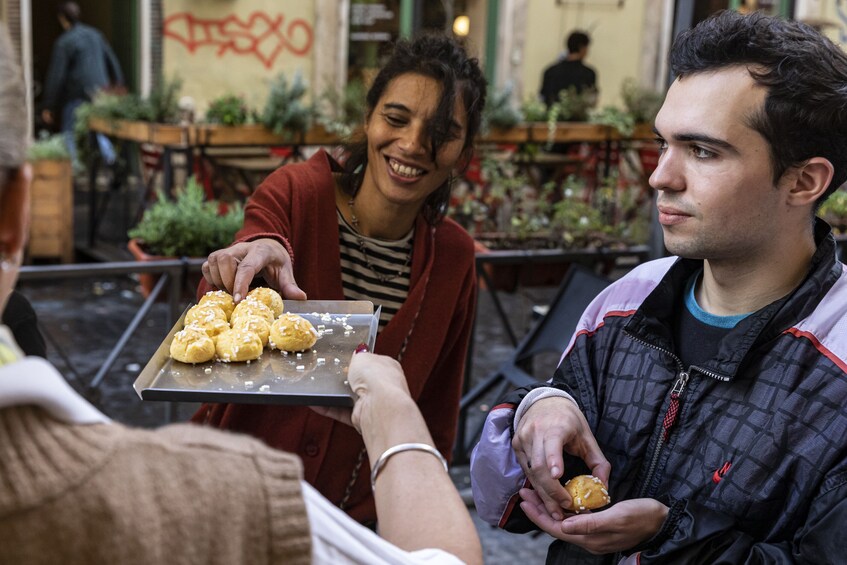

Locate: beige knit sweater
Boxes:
[0,406,311,564]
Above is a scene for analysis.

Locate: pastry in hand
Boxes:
[270,313,318,352]
[215,328,264,362]
[198,290,235,320]
[230,297,274,325]
[247,287,284,317]
[564,475,611,513]
[184,304,228,326]
[231,315,271,347]
[170,327,216,364]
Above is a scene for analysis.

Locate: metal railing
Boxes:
[19,258,205,404]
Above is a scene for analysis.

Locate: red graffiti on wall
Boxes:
[164,12,314,69]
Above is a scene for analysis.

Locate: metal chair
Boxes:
[455,264,611,462]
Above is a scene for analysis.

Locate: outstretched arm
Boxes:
[321,352,483,565]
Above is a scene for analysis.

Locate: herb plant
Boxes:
[128,176,244,257]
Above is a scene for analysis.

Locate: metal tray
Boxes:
[134,300,380,407]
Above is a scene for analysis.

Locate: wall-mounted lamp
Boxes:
[453,15,470,37]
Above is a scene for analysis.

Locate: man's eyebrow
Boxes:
[653,126,739,155]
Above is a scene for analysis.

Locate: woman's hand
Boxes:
[202,238,306,302]
[313,351,414,437]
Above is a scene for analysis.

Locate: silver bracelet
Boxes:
[370,442,449,491]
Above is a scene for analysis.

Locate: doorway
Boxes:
[31,0,138,134]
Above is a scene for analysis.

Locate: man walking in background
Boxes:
[41,1,123,169]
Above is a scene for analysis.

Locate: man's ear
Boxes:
[0,165,32,257]
[786,157,834,208]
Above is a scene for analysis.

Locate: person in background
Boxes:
[195,34,486,525]
[41,1,123,169]
[539,30,597,108]
[0,24,482,565]
[472,10,847,564]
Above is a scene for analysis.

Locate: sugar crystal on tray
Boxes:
[317,358,326,365]
[204,367,212,374]
[259,384,270,392]
[296,365,305,371]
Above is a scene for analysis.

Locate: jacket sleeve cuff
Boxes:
[513,387,578,433]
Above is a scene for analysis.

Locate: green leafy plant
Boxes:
[482,84,524,131]
[819,189,847,233]
[146,75,183,124]
[261,71,312,139]
[128,176,244,257]
[316,79,366,137]
[545,87,597,147]
[204,94,251,126]
[588,106,636,137]
[521,97,548,122]
[27,133,70,161]
[621,78,664,124]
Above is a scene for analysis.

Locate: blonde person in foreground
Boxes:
[0,25,481,565]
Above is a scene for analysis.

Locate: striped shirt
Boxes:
[337,210,413,328]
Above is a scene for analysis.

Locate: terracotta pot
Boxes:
[127,238,168,298]
[127,238,203,300]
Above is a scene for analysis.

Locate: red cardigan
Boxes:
[193,150,477,523]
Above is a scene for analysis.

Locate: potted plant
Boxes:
[204,93,252,126]
[26,134,74,263]
[128,176,243,296]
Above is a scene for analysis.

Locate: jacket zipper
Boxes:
[638,369,689,498]
[625,333,690,499]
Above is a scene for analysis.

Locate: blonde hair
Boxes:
[0,25,26,176]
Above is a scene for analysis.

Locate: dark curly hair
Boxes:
[670,10,847,207]
[341,33,487,224]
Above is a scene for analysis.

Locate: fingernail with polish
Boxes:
[354,343,369,354]
[233,293,242,303]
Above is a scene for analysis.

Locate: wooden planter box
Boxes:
[478,122,656,145]
[28,159,74,263]
[89,116,189,145]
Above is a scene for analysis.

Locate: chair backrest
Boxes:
[513,264,610,364]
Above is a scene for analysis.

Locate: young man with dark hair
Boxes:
[473,10,847,563]
[539,30,597,108]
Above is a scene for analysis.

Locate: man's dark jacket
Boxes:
[471,220,847,563]
[42,23,123,112]
[539,59,596,107]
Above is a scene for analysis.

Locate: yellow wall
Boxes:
[522,1,647,108]
[163,0,315,115]
[820,1,847,49]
